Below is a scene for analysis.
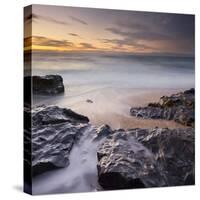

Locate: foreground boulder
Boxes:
[97,127,194,189]
[30,75,65,95]
[97,130,167,189]
[25,105,90,176]
[130,88,194,127]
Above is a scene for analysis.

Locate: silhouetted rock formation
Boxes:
[97,127,194,189]
[130,88,194,127]
[31,75,65,95]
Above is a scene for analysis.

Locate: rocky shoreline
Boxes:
[97,127,194,189]
[25,77,195,191]
[130,88,194,127]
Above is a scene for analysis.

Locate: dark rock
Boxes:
[97,130,167,190]
[97,128,194,189]
[148,103,160,107]
[184,169,195,185]
[86,99,93,103]
[184,88,195,95]
[24,105,32,180]
[128,128,195,186]
[26,75,65,95]
[24,105,91,176]
[130,89,195,127]
[32,105,89,126]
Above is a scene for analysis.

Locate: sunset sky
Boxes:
[24,4,194,56]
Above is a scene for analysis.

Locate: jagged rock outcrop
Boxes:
[24,105,90,176]
[128,128,195,186]
[97,127,194,189]
[130,88,194,127]
[97,130,167,189]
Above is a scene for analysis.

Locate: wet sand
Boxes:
[34,87,187,129]
[60,88,187,129]
[90,113,186,129]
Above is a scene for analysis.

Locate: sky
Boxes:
[24,4,195,56]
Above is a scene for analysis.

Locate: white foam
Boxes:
[32,125,100,194]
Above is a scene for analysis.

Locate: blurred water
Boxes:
[32,125,100,194]
[31,51,194,91]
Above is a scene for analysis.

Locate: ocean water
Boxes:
[31,51,194,90]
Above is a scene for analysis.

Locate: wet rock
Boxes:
[97,130,167,190]
[130,88,194,127]
[32,105,89,126]
[25,105,91,176]
[128,128,195,186]
[97,128,194,189]
[31,75,65,95]
[93,124,112,141]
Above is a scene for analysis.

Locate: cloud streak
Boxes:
[24,36,74,49]
[39,15,70,25]
[68,33,80,37]
[69,16,88,25]
[105,27,171,41]
[33,36,74,47]
[79,42,96,49]
[100,38,156,51]
[24,36,98,51]
[116,21,150,32]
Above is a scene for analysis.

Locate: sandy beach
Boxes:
[33,87,187,129]
[70,88,187,129]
